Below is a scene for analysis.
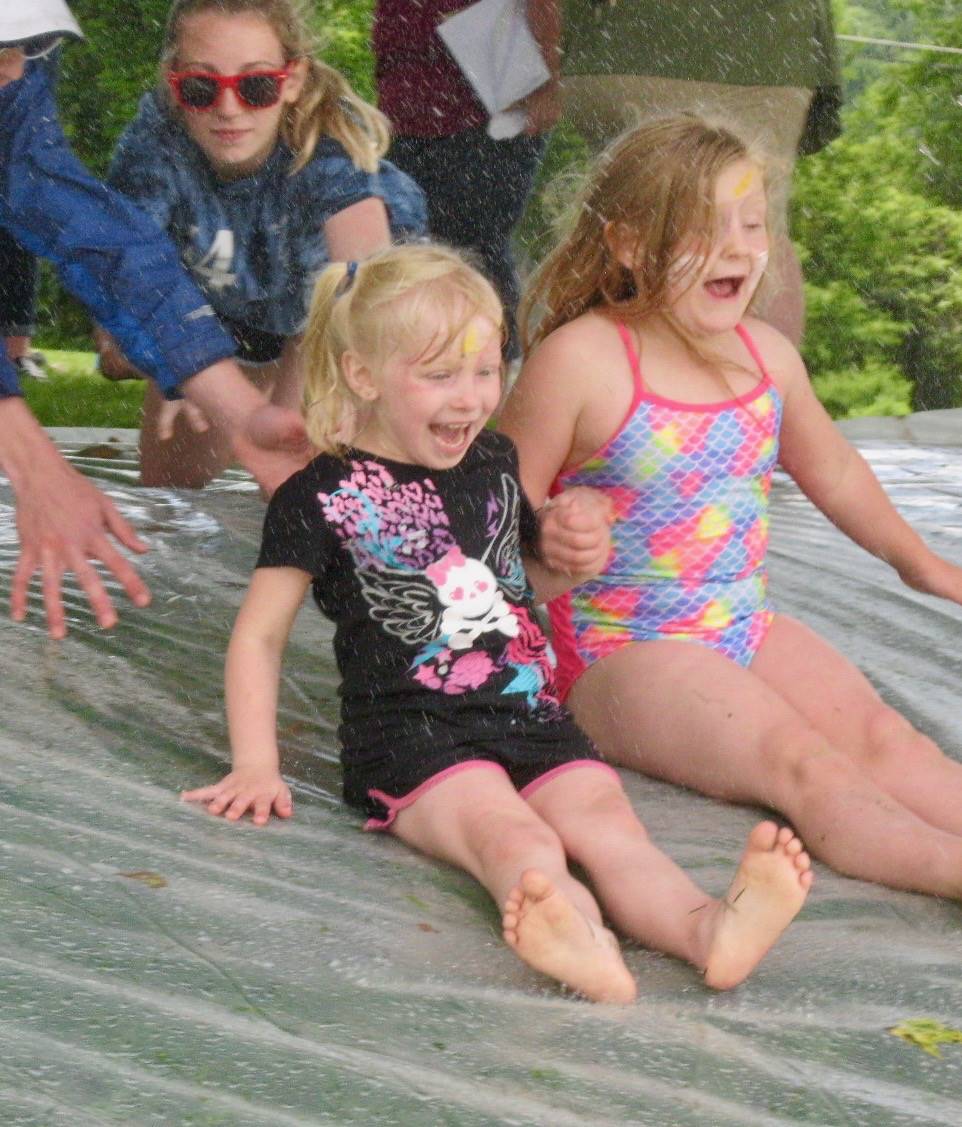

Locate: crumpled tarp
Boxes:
[1,422,962,1126]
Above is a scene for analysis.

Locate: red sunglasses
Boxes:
[167,69,291,111]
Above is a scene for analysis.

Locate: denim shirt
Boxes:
[108,93,428,338]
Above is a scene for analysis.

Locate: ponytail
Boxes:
[286,58,390,174]
[301,261,359,453]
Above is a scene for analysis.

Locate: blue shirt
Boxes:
[0,58,235,399]
[108,93,428,338]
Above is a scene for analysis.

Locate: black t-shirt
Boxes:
[258,431,573,769]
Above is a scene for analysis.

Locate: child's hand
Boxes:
[538,487,614,579]
[181,768,293,827]
[898,551,962,607]
[156,398,211,440]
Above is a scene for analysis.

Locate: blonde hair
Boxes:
[521,114,775,352]
[162,0,389,173]
[302,244,504,455]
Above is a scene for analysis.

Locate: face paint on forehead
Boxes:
[461,320,484,356]
[733,167,756,199]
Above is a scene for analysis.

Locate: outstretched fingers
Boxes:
[10,548,37,625]
[10,467,151,636]
[181,773,293,827]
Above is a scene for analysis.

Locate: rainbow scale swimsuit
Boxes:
[549,322,781,699]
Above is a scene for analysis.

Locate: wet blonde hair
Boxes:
[302,244,504,455]
[162,0,389,173]
[521,114,775,352]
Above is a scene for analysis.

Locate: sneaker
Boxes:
[15,352,48,381]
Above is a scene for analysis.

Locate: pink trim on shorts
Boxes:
[519,759,620,801]
[364,760,508,831]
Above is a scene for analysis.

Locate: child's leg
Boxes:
[526,766,811,989]
[389,765,636,1003]
[751,614,962,835]
[567,636,962,898]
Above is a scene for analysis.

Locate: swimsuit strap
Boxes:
[616,322,646,398]
[619,320,774,399]
[734,323,774,386]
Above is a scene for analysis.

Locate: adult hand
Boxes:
[1,399,150,637]
[522,78,562,135]
[182,361,312,496]
[231,402,313,497]
[537,486,614,578]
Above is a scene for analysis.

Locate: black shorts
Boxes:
[221,316,286,365]
[341,715,613,830]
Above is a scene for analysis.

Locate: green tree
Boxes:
[791,0,962,414]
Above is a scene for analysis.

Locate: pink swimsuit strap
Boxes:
[615,322,773,407]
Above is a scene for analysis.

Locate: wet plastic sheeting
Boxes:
[2,427,962,1125]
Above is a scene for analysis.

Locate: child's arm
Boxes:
[324,198,391,262]
[758,320,962,605]
[181,566,312,826]
[499,321,592,505]
[501,316,617,584]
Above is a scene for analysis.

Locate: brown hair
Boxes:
[301,244,504,455]
[162,0,389,173]
[520,114,774,352]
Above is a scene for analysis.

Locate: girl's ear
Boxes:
[282,56,309,105]
[341,351,379,402]
[603,221,638,271]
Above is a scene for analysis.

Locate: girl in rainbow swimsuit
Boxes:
[501,114,962,900]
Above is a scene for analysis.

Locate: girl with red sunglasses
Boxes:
[99,0,426,489]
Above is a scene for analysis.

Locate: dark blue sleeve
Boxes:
[0,352,19,398]
[0,223,32,393]
[0,65,234,400]
[305,141,427,239]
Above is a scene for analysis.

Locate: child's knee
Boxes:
[863,706,939,772]
[559,785,651,861]
[766,725,854,797]
[476,813,564,872]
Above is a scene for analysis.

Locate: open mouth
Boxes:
[431,423,473,450]
[704,276,745,299]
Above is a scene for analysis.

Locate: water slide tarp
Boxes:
[2,419,962,1126]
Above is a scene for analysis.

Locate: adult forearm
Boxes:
[180,360,265,434]
[0,395,59,489]
[527,0,562,79]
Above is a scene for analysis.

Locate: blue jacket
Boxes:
[0,57,235,399]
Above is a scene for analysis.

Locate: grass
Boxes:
[21,349,146,428]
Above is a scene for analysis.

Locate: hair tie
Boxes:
[336,260,358,299]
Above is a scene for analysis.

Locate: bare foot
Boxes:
[502,869,637,1004]
[701,822,813,990]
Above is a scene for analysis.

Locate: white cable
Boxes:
[838,33,962,58]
